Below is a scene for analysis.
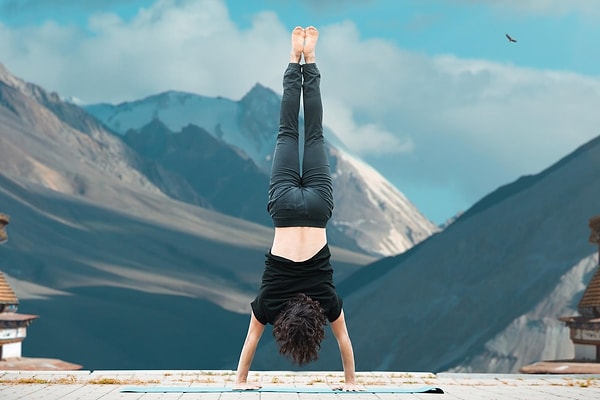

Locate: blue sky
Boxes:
[1,0,599,224]
[228,0,600,75]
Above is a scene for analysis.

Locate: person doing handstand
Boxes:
[234,26,361,391]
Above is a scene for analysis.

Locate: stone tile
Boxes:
[2,370,600,399]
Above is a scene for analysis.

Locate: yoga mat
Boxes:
[120,385,444,394]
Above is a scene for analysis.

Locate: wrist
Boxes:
[344,372,356,383]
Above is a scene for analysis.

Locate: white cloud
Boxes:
[311,20,600,208]
[429,56,600,172]
[0,0,290,103]
[324,98,414,155]
[326,24,600,164]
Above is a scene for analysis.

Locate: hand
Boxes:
[332,383,365,392]
[233,382,262,391]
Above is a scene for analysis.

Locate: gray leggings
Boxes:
[267,63,334,228]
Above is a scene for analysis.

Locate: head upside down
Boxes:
[272,293,327,365]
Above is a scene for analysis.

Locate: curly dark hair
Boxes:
[272,293,327,366]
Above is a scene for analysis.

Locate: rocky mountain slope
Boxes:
[122,119,271,226]
[86,87,439,256]
[340,134,600,373]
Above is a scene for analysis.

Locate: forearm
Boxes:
[330,310,358,385]
[338,336,357,384]
[235,313,264,385]
[235,342,256,383]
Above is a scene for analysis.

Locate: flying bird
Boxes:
[505,33,517,43]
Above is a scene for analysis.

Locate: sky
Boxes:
[0,0,599,224]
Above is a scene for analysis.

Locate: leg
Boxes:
[268,28,304,209]
[301,28,333,209]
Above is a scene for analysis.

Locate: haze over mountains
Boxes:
[1,61,599,373]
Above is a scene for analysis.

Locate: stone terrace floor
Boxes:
[1,370,600,400]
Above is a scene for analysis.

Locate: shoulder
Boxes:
[324,293,343,322]
[330,309,349,337]
[251,298,269,325]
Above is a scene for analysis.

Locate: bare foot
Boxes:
[303,26,318,63]
[290,26,305,63]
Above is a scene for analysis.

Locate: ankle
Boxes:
[290,52,302,63]
[304,53,315,64]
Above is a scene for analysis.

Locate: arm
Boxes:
[234,312,265,389]
[330,309,363,391]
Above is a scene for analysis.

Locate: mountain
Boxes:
[0,63,160,203]
[448,253,597,373]
[0,62,374,369]
[337,133,600,373]
[328,146,439,255]
[122,119,271,226]
[249,134,600,373]
[86,87,439,257]
[86,87,276,170]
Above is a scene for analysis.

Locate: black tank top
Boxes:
[251,245,343,325]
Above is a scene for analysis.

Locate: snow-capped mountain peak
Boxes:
[330,146,439,255]
[86,84,438,256]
